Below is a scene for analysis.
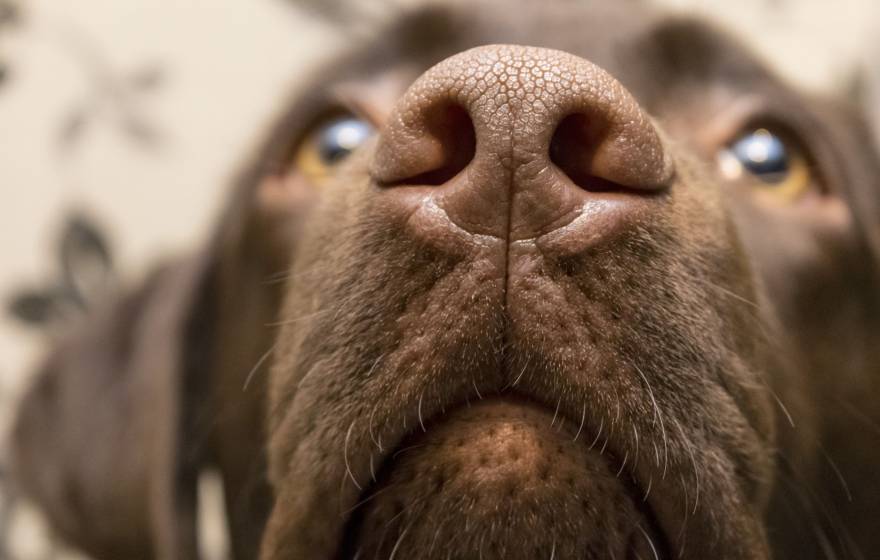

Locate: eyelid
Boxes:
[700,95,768,149]
[702,95,816,152]
[327,86,385,128]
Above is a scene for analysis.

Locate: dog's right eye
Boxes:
[717,127,814,202]
[294,115,374,181]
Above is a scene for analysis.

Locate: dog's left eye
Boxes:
[294,115,374,181]
[717,128,813,201]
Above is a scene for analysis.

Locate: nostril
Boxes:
[550,112,673,193]
[383,103,476,187]
[550,113,618,192]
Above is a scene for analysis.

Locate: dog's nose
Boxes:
[372,45,673,240]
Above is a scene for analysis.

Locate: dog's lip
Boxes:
[337,390,670,559]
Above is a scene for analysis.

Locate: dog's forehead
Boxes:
[325,0,779,109]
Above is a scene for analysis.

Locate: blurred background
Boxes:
[0,0,878,558]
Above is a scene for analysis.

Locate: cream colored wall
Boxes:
[0,1,877,558]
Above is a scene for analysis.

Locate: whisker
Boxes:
[242,343,276,391]
[631,424,640,471]
[819,446,853,503]
[418,394,427,432]
[341,483,395,516]
[573,401,586,442]
[393,444,425,460]
[267,307,334,327]
[636,525,661,560]
[427,509,452,556]
[368,403,384,452]
[550,397,561,428]
[615,452,628,478]
[691,275,776,343]
[672,417,701,515]
[344,421,363,491]
[262,267,298,286]
[364,353,385,377]
[632,362,669,478]
[589,417,604,450]
[508,355,531,388]
[677,473,689,553]
[769,388,796,428]
[472,379,483,400]
[696,277,760,309]
[387,524,411,560]
[599,435,610,455]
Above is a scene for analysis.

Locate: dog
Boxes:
[9,0,880,558]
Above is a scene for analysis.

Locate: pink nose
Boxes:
[371,44,673,240]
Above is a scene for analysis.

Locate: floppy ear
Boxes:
[808,69,880,269]
[9,253,208,559]
[847,117,880,267]
[11,76,320,558]
[842,61,880,265]
[10,198,289,559]
[7,179,298,559]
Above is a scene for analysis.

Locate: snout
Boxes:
[264,44,775,560]
[341,45,680,559]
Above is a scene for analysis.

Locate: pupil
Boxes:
[318,118,373,164]
[732,130,789,182]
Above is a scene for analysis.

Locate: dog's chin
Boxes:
[343,398,666,559]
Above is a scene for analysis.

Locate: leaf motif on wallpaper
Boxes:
[7,212,116,328]
[129,63,165,92]
[58,107,91,148]
[55,57,168,153]
[118,111,162,147]
[0,0,21,89]
[0,0,19,27]
[31,23,170,153]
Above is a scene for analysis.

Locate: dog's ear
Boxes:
[851,134,880,267]
[9,253,208,557]
[11,72,324,556]
[9,181,290,554]
[839,62,880,264]
[807,65,880,267]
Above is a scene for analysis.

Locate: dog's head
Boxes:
[207,1,880,558]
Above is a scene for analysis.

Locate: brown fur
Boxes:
[10,1,880,559]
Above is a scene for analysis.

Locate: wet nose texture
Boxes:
[372,44,674,241]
